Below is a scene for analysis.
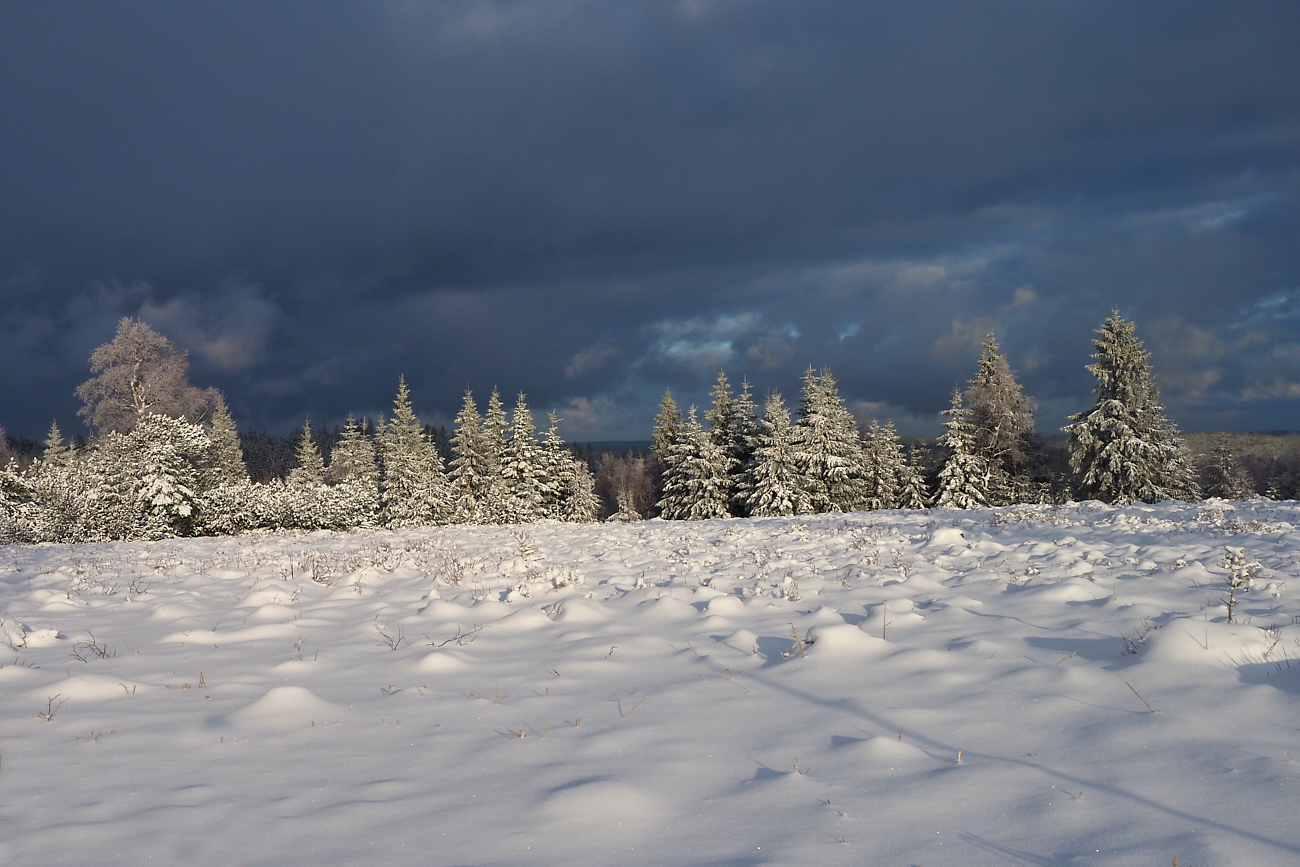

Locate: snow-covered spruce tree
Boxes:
[0,457,33,543]
[380,377,450,528]
[652,390,686,519]
[965,334,1041,505]
[0,423,12,470]
[76,317,216,434]
[729,379,760,515]
[289,419,326,486]
[897,446,931,510]
[676,407,732,520]
[283,418,338,530]
[1063,311,1201,504]
[478,388,513,523]
[538,411,573,519]
[563,460,601,523]
[935,388,988,509]
[42,420,71,468]
[328,415,379,488]
[124,413,211,538]
[26,422,90,541]
[703,370,741,514]
[321,414,381,529]
[500,393,546,523]
[1204,437,1255,500]
[792,367,866,512]
[202,394,248,488]
[743,391,812,518]
[861,419,904,511]
[449,390,491,523]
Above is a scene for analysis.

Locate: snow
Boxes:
[1,500,1299,865]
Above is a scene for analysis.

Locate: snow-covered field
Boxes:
[2,501,1299,866]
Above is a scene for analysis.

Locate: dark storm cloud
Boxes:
[2,1,1298,439]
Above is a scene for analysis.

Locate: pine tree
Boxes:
[203,394,248,488]
[936,388,988,509]
[897,446,930,509]
[449,390,491,522]
[677,408,732,520]
[704,370,741,511]
[41,421,70,469]
[965,334,1040,505]
[1204,437,1255,500]
[743,392,812,517]
[791,367,866,512]
[861,419,904,510]
[730,379,760,515]
[289,419,326,486]
[1063,311,1201,504]
[127,413,211,537]
[538,411,573,519]
[563,460,601,523]
[329,415,379,487]
[380,377,449,527]
[500,392,546,522]
[326,414,380,527]
[652,391,686,519]
[479,388,512,522]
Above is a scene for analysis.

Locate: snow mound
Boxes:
[537,779,664,837]
[705,594,746,617]
[216,686,344,731]
[837,735,931,767]
[805,623,882,657]
[924,526,967,550]
[24,674,149,702]
[415,650,470,674]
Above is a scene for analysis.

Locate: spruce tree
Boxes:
[538,411,574,519]
[204,394,248,488]
[289,419,326,486]
[380,377,449,527]
[743,392,812,517]
[965,334,1040,505]
[327,414,380,527]
[501,392,546,522]
[563,460,601,523]
[704,370,741,510]
[728,378,760,515]
[935,388,988,509]
[897,446,931,510]
[449,390,491,522]
[678,407,732,520]
[861,419,904,510]
[128,413,211,537]
[1063,311,1201,504]
[791,367,866,512]
[1204,437,1254,500]
[652,391,686,519]
[480,389,512,522]
[42,420,70,469]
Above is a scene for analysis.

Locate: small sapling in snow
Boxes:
[1223,546,1260,623]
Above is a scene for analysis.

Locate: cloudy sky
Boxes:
[3,1,1299,441]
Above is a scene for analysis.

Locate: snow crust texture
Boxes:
[2,500,1299,865]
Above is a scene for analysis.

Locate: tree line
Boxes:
[0,310,1284,543]
[624,310,1267,520]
